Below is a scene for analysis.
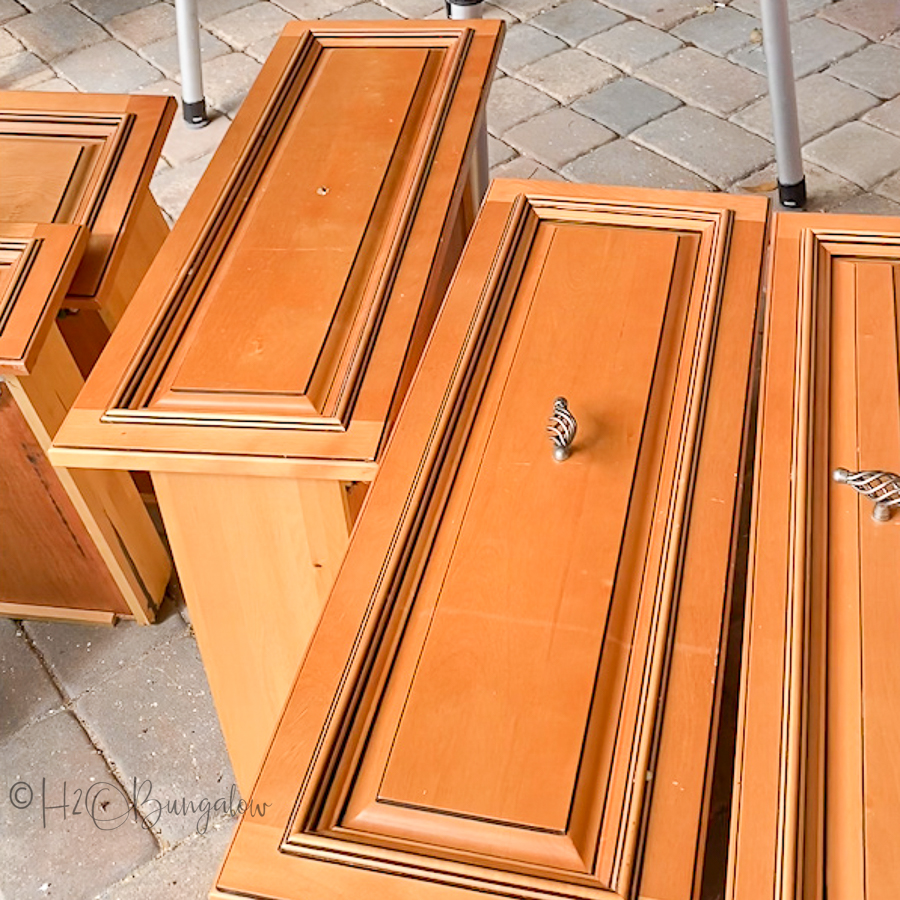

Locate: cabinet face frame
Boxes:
[213,181,768,900]
[727,213,900,900]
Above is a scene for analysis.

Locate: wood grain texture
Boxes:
[728,213,900,900]
[51,21,504,477]
[2,326,170,623]
[151,470,350,792]
[214,182,767,900]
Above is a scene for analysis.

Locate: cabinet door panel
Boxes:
[215,183,768,900]
[728,215,900,900]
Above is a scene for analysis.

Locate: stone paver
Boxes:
[0,48,50,87]
[563,138,712,189]
[820,0,900,42]
[671,8,760,57]
[488,134,516,166]
[196,51,261,115]
[151,151,214,219]
[735,160,862,212]
[30,75,76,89]
[729,17,867,79]
[73,634,235,845]
[532,0,624,43]
[208,1,293,50]
[828,44,900,99]
[0,712,159,900]
[0,27,22,56]
[270,0,357,14]
[487,75,557,135]
[24,605,187,701]
[498,22,565,72]
[6,4,104,60]
[491,155,565,180]
[141,29,229,81]
[0,620,63,740]
[580,20,680,72]
[491,0,557,19]
[246,31,279,61]
[109,3,178,49]
[632,106,773,186]
[326,2,400,18]
[74,0,149,22]
[0,0,25,23]
[831,192,900,215]
[56,40,161,91]
[732,72,879,144]
[873,170,900,204]
[600,0,698,30]
[864,96,900,136]
[197,0,255,24]
[505,105,614,168]
[573,76,680,134]
[161,110,232,166]
[804,120,900,188]
[381,0,441,16]
[638,46,767,117]
[96,819,238,900]
[517,47,617,103]
[730,0,829,21]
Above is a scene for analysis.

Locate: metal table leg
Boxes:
[175,0,209,128]
[760,0,805,207]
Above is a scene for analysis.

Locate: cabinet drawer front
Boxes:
[216,183,768,900]
[729,215,900,900]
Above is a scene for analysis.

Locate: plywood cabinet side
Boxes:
[151,471,350,791]
[727,212,900,900]
[215,182,768,900]
[3,326,170,623]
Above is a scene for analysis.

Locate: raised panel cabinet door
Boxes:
[727,214,900,900]
[0,223,170,623]
[213,181,768,900]
[0,92,175,368]
[49,21,503,793]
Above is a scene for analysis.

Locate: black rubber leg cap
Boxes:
[183,99,209,129]
[778,178,807,209]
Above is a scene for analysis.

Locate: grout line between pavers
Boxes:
[12,619,167,850]
[89,811,237,899]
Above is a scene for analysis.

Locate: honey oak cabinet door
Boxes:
[213,182,768,900]
[728,214,900,900]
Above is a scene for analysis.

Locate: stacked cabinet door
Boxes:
[213,182,768,900]
[50,21,504,793]
[728,214,900,900]
[0,223,170,624]
[0,93,175,371]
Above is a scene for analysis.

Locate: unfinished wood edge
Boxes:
[9,328,170,624]
[0,602,118,626]
[92,188,170,331]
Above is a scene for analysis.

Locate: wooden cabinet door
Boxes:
[214,182,768,900]
[0,93,174,308]
[728,214,900,900]
[51,22,503,480]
